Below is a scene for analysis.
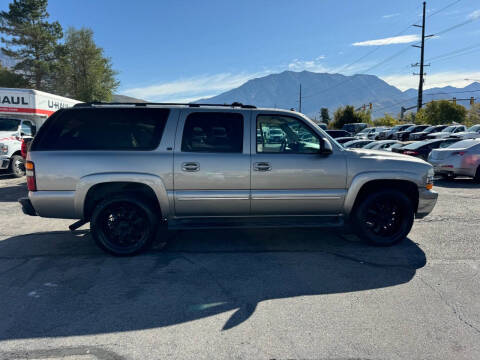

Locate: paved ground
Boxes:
[0,173,479,360]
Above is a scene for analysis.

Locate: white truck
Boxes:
[0,88,80,177]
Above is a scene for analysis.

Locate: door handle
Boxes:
[182,162,200,172]
[253,162,271,171]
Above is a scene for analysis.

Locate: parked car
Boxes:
[409,125,448,141]
[387,141,412,152]
[395,125,430,141]
[449,124,480,140]
[317,123,327,130]
[394,138,460,160]
[267,128,285,143]
[377,124,414,140]
[343,139,375,148]
[354,127,375,139]
[428,139,480,181]
[20,102,437,255]
[334,136,356,144]
[362,140,401,151]
[426,125,467,139]
[370,127,391,140]
[342,123,368,135]
[325,130,351,138]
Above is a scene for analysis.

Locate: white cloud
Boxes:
[288,58,329,72]
[353,34,420,46]
[382,13,400,19]
[122,72,269,102]
[381,71,480,91]
[468,9,480,20]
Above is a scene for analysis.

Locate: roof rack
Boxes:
[73,101,257,109]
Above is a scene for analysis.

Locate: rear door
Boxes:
[173,109,251,217]
[250,112,347,216]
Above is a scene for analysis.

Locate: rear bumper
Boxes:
[28,190,79,219]
[18,197,37,216]
[416,188,438,219]
[0,156,10,169]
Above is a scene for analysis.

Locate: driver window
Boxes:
[21,121,33,136]
[256,115,320,154]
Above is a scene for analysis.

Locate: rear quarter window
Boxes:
[31,108,169,151]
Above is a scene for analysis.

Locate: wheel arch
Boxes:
[344,172,421,218]
[74,173,170,220]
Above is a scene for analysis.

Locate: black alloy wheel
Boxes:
[91,196,156,256]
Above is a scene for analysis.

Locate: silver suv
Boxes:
[19,103,438,255]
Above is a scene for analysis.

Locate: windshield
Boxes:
[405,125,416,132]
[0,119,20,132]
[467,125,480,132]
[443,126,455,132]
[357,128,371,134]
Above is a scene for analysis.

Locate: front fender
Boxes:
[343,171,422,216]
[74,172,170,219]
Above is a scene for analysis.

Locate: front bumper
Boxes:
[416,188,438,218]
[18,197,37,216]
[0,156,10,169]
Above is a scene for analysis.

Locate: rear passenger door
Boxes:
[173,110,250,217]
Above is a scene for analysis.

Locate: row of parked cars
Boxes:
[326,124,480,182]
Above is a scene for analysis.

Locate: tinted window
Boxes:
[32,108,169,151]
[181,112,243,153]
[0,118,20,131]
[257,115,320,153]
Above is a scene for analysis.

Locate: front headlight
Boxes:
[0,143,7,155]
[426,168,434,190]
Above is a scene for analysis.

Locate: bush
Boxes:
[416,100,466,125]
[329,105,371,129]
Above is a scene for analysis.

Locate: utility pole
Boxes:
[299,84,302,113]
[412,2,433,112]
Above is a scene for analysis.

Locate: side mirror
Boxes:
[320,138,333,155]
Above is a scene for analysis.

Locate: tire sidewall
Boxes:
[91,195,157,256]
[9,155,25,178]
[352,190,414,246]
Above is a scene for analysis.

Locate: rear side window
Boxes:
[32,108,169,151]
[181,112,243,153]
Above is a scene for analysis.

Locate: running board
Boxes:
[168,215,344,230]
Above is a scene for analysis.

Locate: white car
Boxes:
[449,124,480,140]
[426,125,466,139]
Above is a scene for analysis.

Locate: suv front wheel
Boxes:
[90,195,157,256]
[352,190,414,246]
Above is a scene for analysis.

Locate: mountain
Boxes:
[111,94,146,103]
[198,71,479,118]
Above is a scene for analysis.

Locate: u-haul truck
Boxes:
[0,88,80,177]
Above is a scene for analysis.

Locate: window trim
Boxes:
[180,111,245,154]
[255,113,323,155]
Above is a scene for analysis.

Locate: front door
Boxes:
[251,113,347,215]
[173,110,251,217]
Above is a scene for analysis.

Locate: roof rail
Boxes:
[73,101,257,109]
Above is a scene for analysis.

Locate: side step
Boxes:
[169,215,344,230]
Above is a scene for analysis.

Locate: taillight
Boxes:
[403,150,419,156]
[453,151,466,156]
[21,139,27,158]
[26,161,36,191]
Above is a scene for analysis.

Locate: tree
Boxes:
[466,103,480,126]
[320,107,330,124]
[0,0,62,90]
[55,28,119,102]
[0,62,28,87]
[415,100,467,125]
[329,105,371,129]
[373,114,399,127]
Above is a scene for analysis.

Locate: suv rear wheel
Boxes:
[352,190,414,246]
[90,195,157,256]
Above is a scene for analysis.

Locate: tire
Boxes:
[9,155,25,178]
[474,166,480,183]
[352,190,414,246]
[90,195,157,256]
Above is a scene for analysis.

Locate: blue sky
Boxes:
[4,0,479,101]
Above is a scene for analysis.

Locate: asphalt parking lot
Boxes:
[0,174,479,360]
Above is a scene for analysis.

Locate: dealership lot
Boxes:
[0,174,479,359]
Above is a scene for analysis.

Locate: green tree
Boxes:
[373,114,399,127]
[466,103,480,126]
[415,100,467,125]
[55,27,119,102]
[329,105,371,129]
[0,62,28,87]
[0,0,62,90]
[320,107,330,124]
